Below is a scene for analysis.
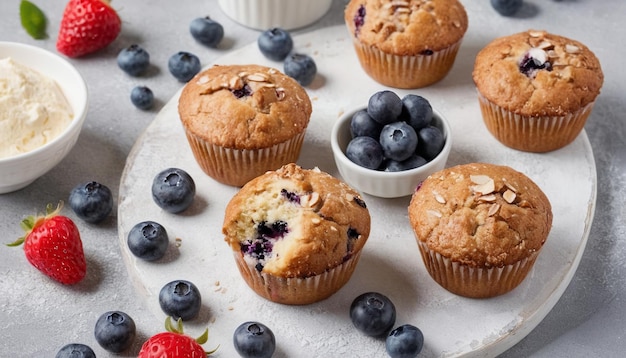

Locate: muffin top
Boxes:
[473,30,604,116]
[223,163,371,278]
[344,0,468,54]
[408,163,553,268]
[178,64,312,149]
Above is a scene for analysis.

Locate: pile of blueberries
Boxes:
[346,90,445,172]
[117,16,316,111]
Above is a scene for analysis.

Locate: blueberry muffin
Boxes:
[408,163,553,298]
[344,0,468,88]
[223,163,371,305]
[178,64,312,187]
[473,30,604,152]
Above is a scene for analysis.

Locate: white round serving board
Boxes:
[118,25,596,358]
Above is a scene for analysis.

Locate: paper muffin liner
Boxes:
[417,241,540,298]
[351,38,463,89]
[217,0,332,31]
[183,130,306,187]
[232,250,363,305]
[477,91,595,153]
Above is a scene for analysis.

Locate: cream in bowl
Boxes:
[0,57,73,158]
[331,92,452,198]
[0,42,88,194]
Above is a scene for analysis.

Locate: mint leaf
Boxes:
[20,0,47,40]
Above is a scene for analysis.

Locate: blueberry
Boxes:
[130,85,154,110]
[233,321,276,358]
[243,220,289,271]
[386,324,424,358]
[127,221,169,261]
[490,0,524,16]
[353,5,366,36]
[189,16,224,48]
[519,48,552,78]
[117,44,150,76]
[379,122,418,162]
[401,94,433,131]
[69,181,113,224]
[384,154,427,172]
[159,280,202,321]
[94,311,136,353]
[346,136,384,170]
[231,84,253,99]
[284,53,317,86]
[281,189,301,204]
[367,90,403,125]
[257,28,293,61]
[350,292,396,337]
[168,51,201,82]
[55,343,96,358]
[350,109,382,139]
[152,167,196,213]
[416,125,445,161]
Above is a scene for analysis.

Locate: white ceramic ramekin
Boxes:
[0,42,88,194]
[331,106,452,198]
[218,0,332,30]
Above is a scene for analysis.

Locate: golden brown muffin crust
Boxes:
[178,64,312,149]
[344,0,468,54]
[473,30,604,116]
[223,163,371,278]
[408,163,552,268]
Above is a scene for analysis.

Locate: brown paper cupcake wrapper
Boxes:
[183,131,306,187]
[352,38,463,89]
[417,241,540,298]
[477,92,595,153]
[233,250,363,305]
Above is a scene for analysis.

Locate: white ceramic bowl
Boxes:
[0,42,88,194]
[331,106,452,198]
[218,0,332,31]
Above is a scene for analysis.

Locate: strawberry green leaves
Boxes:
[20,0,47,39]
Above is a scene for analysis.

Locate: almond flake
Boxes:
[537,40,554,50]
[565,44,580,54]
[470,174,491,185]
[427,210,442,218]
[504,182,518,193]
[528,30,544,38]
[311,218,321,224]
[307,192,320,207]
[229,76,242,88]
[478,194,496,202]
[433,191,446,204]
[488,203,501,217]
[503,189,516,203]
[472,179,495,195]
[276,88,286,100]
[247,73,269,82]
[196,75,209,84]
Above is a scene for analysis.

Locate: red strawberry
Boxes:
[8,202,86,285]
[138,317,218,358]
[56,0,121,58]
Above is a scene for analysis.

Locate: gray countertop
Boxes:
[1,0,624,357]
